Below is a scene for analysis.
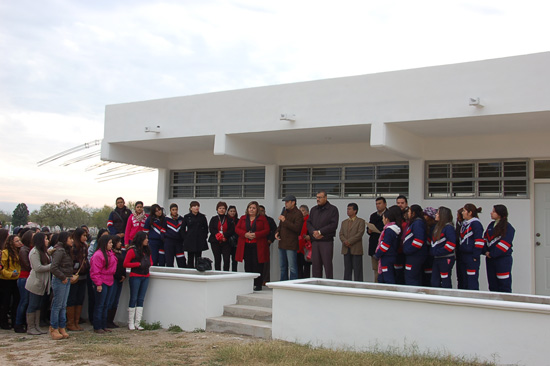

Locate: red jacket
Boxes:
[235,215,270,264]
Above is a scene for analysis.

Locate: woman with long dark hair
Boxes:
[0,235,22,330]
[484,204,515,293]
[430,206,456,288]
[235,201,270,291]
[183,201,209,269]
[14,230,34,332]
[123,231,152,330]
[374,208,401,284]
[86,228,109,325]
[458,204,484,290]
[143,204,166,266]
[90,235,117,334]
[106,235,125,328]
[66,228,89,331]
[50,232,74,340]
[209,201,235,271]
[227,206,239,272]
[403,204,428,286]
[25,232,51,335]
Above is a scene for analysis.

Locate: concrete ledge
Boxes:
[268,279,550,366]
[115,267,258,331]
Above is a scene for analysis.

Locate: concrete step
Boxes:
[206,316,272,339]
[236,292,273,308]
[223,304,272,321]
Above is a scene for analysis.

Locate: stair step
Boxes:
[236,293,273,308]
[206,316,272,339]
[223,304,272,321]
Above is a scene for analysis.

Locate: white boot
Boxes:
[134,307,144,330]
[128,308,136,330]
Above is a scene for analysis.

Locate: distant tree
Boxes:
[0,210,11,226]
[12,203,29,226]
[91,205,114,229]
[28,209,43,225]
[36,200,91,230]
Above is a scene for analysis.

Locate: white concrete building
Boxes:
[102,51,550,295]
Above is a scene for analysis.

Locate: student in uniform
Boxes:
[484,204,514,293]
[430,207,456,288]
[165,203,186,268]
[458,204,484,290]
[374,208,401,284]
[403,204,428,286]
[143,204,166,266]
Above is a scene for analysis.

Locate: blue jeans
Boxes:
[27,292,43,313]
[51,277,71,329]
[279,248,298,281]
[16,278,29,325]
[93,284,114,330]
[128,276,149,308]
[109,280,123,310]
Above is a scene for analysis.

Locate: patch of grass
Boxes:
[192,328,205,333]
[167,324,183,332]
[140,320,162,330]
[157,340,190,349]
[213,340,496,366]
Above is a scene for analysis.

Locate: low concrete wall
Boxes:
[115,267,258,331]
[268,279,550,366]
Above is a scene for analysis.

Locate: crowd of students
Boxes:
[372,196,515,293]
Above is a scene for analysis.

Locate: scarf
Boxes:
[133,210,146,222]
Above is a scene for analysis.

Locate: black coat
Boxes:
[183,212,209,252]
[208,215,235,245]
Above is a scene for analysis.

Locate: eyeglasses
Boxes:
[316,195,326,199]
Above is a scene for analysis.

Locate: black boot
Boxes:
[106,308,119,328]
[14,324,27,333]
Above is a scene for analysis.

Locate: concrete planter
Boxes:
[268,279,550,366]
[115,267,258,331]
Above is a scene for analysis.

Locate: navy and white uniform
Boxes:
[143,216,166,266]
[458,218,484,290]
[430,224,456,288]
[484,221,514,293]
[403,218,427,286]
[165,215,186,268]
[374,223,401,284]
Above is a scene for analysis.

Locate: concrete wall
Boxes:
[114,267,257,330]
[270,279,550,366]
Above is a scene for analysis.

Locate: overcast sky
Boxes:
[1,0,548,212]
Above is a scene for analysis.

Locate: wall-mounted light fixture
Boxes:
[469,97,484,108]
[280,113,296,122]
[145,125,161,133]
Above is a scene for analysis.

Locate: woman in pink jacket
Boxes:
[90,235,117,334]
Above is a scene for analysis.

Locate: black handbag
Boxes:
[196,257,213,272]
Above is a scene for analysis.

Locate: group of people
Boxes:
[0,219,153,338]
[0,192,515,339]
[352,195,514,293]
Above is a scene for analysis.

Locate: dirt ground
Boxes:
[0,324,264,366]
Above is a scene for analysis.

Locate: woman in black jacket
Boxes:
[208,201,235,271]
[183,201,209,268]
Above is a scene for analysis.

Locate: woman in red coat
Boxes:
[235,201,270,291]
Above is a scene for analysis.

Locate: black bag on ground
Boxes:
[196,257,213,272]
